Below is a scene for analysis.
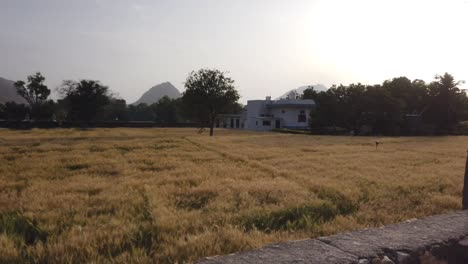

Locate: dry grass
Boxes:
[0,128,464,263]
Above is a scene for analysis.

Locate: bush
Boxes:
[272,128,310,135]
[0,211,47,245]
[241,203,341,231]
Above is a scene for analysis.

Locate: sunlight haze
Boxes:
[1,0,467,103]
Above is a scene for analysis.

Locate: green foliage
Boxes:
[65,163,90,171]
[59,80,111,121]
[14,72,54,121]
[309,73,467,135]
[241,187,358,232]
[99,98,128,121]
[310,186,359,215]
[271,128,310,135]
[241,203,346,231]
[1,102,29,121]
[125,97,182,122]
[301,86,319,100]
[182,68,240,136]
[423,73,467,133]
[132,190,160,255]
[175,190,217,210]
[0,211,47,245]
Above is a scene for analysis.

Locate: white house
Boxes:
[217,96,315,131]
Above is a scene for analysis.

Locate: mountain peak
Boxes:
[276,84,328,100]
[0,76,26,104]
[132,82,181,105]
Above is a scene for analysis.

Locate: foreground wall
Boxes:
[198,210,468,264]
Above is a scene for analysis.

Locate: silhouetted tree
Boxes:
[59,80,111,121]
[3,102,29,121]
[0,103,5,120]
[307,73,468,135]
[14,72,53,120]
[301,86,318,100]
[127,103,156,121]
[182,69,240,136]
[424,73,465,133]
[100,98,128,121]
[155,96,179,123]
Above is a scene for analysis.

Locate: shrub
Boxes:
[0,211,47,245]
[175,190,217,210]
[311,186,359,215]
[241,203,339,231]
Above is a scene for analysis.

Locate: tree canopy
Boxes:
[309,73,468,135]
[59,80,111,121]
[182,69,240,136]
[14,72,53,120]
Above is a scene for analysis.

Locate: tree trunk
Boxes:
[463,151,468,210]
[209,122,214,136]
[209,111,215,137]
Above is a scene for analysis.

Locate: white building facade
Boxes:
[217,96,315,131]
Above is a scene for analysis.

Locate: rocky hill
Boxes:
[132,82,181,105]
[0,77,26,104]
[277,84,328,99]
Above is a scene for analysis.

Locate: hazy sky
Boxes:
[1,0,467,103]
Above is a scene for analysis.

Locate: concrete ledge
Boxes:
[197,211,468,264]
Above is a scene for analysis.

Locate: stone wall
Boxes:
[197,211,468,264]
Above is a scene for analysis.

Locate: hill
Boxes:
[132,82,181,105]
[277,84,328,99]
[0,77,26,104]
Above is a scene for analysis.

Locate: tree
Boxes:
[14,72,53,120]
[59,80,111,121]
[301,86,318,100]
[424,73,465,133]
[182,69,240,136]
[99,98,128,121]
[0,103,5,120]
[3,102,29,121]
[155,96,179,123]
[127,103,156,121]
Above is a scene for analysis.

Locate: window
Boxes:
[236,119,240,128]
[298,110,306,122]
[262,120,271,126]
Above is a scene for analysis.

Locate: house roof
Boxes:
[266,99,316,108]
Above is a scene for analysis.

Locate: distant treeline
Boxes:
[2,71,467,135]
[303,73,468,135]
[0,72,240,125]
[0,96,187,123]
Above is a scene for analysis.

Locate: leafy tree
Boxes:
[155,96,179,123]
[14,72,53,120]
[127,103,156,121]
[424,73,465,133]
[301,86,318,100]
[0,103,5,120]
[3,102,29,121]
[182,69,240,136]
[59,80,111,121]
[100,98,128,121]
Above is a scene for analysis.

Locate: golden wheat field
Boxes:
[0,128,465,263]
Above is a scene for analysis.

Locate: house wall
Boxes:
[246,100,269,130]
[247,117,275,131]
[270,108,311,129]
[216,116,245,129]
[245,99,314,131]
